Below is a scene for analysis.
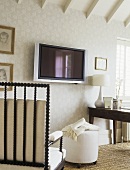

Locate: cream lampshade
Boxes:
[92,74,110,108]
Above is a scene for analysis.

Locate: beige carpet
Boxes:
[64,143,130,170]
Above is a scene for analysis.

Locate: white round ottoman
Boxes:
[63,130,99,165]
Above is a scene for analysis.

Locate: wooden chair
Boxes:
[0,82,66,170]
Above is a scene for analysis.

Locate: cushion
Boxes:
[49,147,66,170]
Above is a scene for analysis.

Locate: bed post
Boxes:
[44,84,50,170]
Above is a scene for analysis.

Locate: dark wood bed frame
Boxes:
[0,82,65,170]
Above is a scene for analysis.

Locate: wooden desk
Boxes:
[88,107,130,144]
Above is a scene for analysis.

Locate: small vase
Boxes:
[113,99,118,109]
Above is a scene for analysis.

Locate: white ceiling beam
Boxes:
[64,0,74,13]
[41,0,48,9]
[124,15,130,28]
[17,0,22,4]
[106,0,124,23]
[85,0,99,19]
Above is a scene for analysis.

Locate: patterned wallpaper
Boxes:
[1,0,130,133]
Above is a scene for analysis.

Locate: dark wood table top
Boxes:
[88,107,130,122]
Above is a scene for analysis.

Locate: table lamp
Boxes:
[92,74,110,108]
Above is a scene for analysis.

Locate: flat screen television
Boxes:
[33,43,86,83]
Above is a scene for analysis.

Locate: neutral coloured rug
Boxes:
[64,143,130,170]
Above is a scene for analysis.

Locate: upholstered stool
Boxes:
[63,130,99,165]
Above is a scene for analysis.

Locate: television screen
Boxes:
[33,43,86,83]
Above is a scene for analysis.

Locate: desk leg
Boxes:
[89,115,94,124]
[113,120,117,144]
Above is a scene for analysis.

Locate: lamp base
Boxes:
[94,86,105,108]
[95,99,105,108]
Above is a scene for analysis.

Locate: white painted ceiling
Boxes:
[18,0,130,27]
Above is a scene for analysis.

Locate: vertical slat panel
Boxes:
[35,100,46,163]
[0,99,4,159]
[33,86,37,163]
[4,85,7,161]
[23,86,26,162]
[26,100,33,162]
[7,99,14,160]
[16,99,23,161]
[13,85,17,161]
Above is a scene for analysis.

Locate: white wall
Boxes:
[1,0,130,143]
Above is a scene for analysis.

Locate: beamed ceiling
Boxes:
[17,0,130,27]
